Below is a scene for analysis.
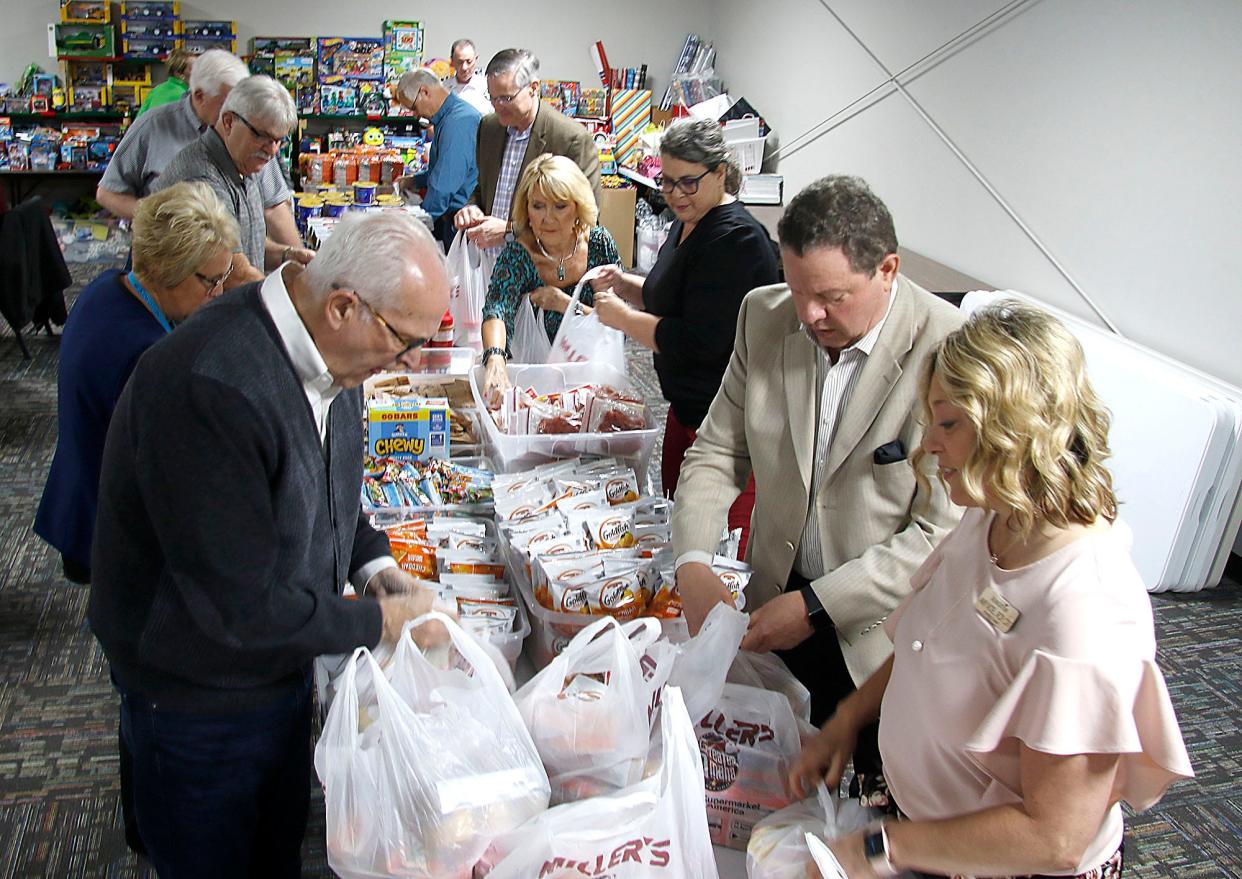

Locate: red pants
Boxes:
[661,408,756,560]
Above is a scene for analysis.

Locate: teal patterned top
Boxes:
[482,225,620,349]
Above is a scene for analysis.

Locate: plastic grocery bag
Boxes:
[698,683,804,850]
[728,650,813,722]
[476,686,720,879]
[666,602,750,722]
[446,231,496,352]
[509,294,552,364]
[315,615,549,879]
[515,616,675,803]
[547,267,626,374]
[746,784,892,879]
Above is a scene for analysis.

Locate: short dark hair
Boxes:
[777,175,898,274]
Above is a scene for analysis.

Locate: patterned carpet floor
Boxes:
[0,265,1238,877]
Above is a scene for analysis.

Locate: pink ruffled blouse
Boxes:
[879,508,1193,873]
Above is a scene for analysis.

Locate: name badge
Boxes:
[975,586,1020,633]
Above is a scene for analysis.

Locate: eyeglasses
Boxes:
[655,167,714,195]
[488,84,532,106]
[231,112,289,148]
[194,262,234,292]
[357,295,428,357]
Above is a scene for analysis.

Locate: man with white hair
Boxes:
[454,48,600,249]
[96,49,302,254]
[444,37,492,115]
[89,211,452,875]
[395,67,481,247]
[155,75,312,282]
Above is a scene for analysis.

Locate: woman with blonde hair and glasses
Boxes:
[790,301,1192,879]
[480,152,619,395]
[37,180,239,585]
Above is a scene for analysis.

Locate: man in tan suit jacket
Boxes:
[453,48,600,249]
[673,176,962,769]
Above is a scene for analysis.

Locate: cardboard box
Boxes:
[599,187,637,268]
[367,398,450,460]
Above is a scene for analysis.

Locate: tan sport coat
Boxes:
[672,275,964,684]
[471,102,601,214]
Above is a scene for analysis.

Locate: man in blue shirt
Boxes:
[396,68,481,249]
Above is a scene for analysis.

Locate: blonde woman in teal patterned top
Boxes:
[481,153,619,396]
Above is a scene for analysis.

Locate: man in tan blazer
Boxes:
[673,176,962,769]
[453,48,600,249]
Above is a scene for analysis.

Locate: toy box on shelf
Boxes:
[61,1,111,24]
[119,1,179,17]
[577,86,608,118]
[55,23,118,59]
[382,20,423,80]
[181,20,236,55]
[317,37,385,84]
[540,81,580,116]
[61,60,109,109]
[317,84,359,116]
[109,59,151,112]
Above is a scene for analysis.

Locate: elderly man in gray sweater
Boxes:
[156,74,313,285]
[89,211,449,877]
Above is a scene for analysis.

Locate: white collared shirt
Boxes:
[444,71,493,116]
[674,281,899,578]
[794,279,898,580]
[258,266,398,591]
[259,265,339,444]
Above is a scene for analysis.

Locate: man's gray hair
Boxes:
[188,49,248,98]
[450,38,476,57]
[660,117,742,195]
[777,175,898,272]
[302,212,445,313]
[397,68,442,103]
[485,48,540,88]
[221,75,297,134]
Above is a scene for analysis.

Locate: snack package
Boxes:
[554,489,609,516]
[586,395,647,433]
[580,508,637,550]
[600,468,641,505]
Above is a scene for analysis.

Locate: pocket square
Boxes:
[873,439,908,465]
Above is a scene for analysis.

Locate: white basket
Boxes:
[469,362,660,477]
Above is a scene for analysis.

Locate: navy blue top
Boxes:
[424,92,482,219]
[35,269,167,572]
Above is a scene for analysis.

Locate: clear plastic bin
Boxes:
[470,362,660,477]
[497,520,687,669]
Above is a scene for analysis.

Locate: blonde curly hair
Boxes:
[131,182,239,290]
[912,300,1117,537]
[512,153,598,237]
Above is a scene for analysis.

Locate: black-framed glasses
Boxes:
[655,167,714,195]
[194,262,234,292]
[357,295,428,357]
[231,112,289,148]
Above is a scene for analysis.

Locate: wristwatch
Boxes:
[800,585,833,632]
[482,346,508,364]
[863,822,898,878]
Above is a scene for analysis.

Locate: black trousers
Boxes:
[776,570,883,777]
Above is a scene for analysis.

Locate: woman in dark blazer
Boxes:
[593,118,780,556]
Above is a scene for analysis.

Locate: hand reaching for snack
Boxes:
[483,351,511,405]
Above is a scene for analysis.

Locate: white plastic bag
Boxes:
[745,784,891,879]
[446,231,496,352]
[547,268,626,374]
[509,294,552,364]
[698,683,804,849]
[315,615,549,879]
[515,616,675,803]
[477,686,720,879]
[728,650,813,722]
[666,602,750,722]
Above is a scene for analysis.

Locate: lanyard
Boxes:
[127,271,174,334]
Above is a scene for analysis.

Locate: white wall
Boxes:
[0,0,709,101]
[710,0,1242,387]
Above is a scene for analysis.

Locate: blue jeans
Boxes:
[117,679,312,879]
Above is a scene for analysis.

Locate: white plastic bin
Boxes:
[469,362,660,477]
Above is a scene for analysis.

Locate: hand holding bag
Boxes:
[546,267,626,375]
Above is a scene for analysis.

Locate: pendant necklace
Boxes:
[535,234,579,282]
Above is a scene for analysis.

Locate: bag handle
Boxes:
[563,264,608,316]
[397,611,508,692]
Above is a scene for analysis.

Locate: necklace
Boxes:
[535,234,579,282]
[988,516,1022,566]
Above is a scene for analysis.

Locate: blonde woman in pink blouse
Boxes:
[790,301,1193,879]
